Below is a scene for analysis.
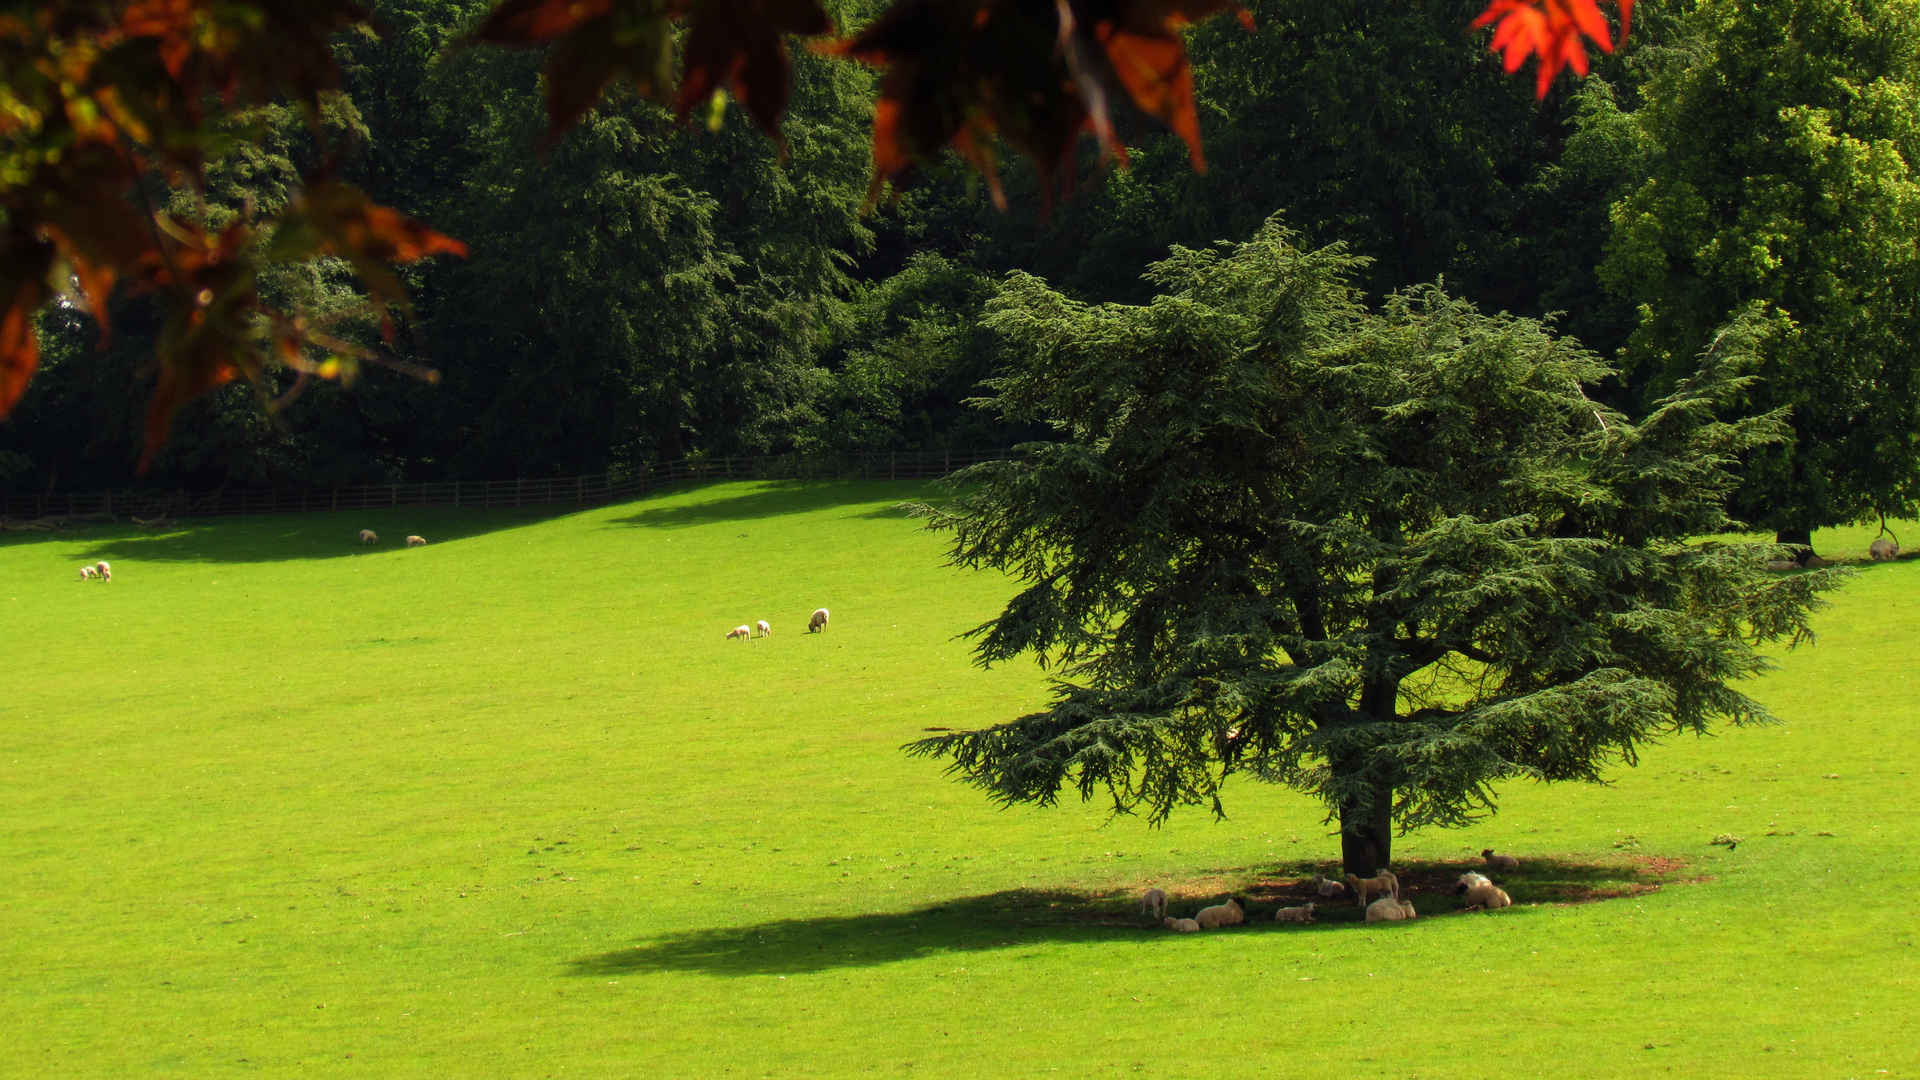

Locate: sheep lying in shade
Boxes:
[1366,897,1418,922]
[1140,888,1167,920]
[1345,870,1399,908]
[406,535,426,547]
[1272,903,1316,923]
[1871,537,1900,561]
[756,620,771,638]
[1313,874,1347,898]
[808,607,830,632]
[1194,898,1247,929]
[726,625,752,641]
[359,530,378,545]
[1164,917,1200,933]
[1454,872,1513,910]
[1482,849,1519,870]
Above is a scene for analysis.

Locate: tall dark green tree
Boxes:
[1603,0,1920,550]
[911,221,1838,877]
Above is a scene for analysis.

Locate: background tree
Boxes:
[1603,0,1920,552]
[910,220,1837,876]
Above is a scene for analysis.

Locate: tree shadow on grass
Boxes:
[0,505,567,564]
[603,480,940,531]
[567,855,1705,978]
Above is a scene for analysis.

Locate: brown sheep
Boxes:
[1482,849,1520,870]
[1345,870,1399,908]
[1871,537,1899,561]
[808,608,830,632]
[1454,872,1513,910]
[1272,903,1316,923]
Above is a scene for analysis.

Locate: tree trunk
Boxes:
[1777,527,1815,565]
[1339,795,1393,879]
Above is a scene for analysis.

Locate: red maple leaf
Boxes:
[1471,0,1633,97]
[470,0,691,145]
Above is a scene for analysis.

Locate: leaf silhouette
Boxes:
[675,0,834,154]
[273,173,469,337]
[470,0,689,145]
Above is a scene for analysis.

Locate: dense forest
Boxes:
[4,0,1918,542]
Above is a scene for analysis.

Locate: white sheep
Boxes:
[1365,897,1418,922]
[726,625,752,641]
[359,529,378,545]
[1345,869,1399,908]
[1140,888,1167,920]
[1482,849,1519,870]
[96,561,111,581]
[756,620,771,638]
[1313,874,1347,898]
[1193,898,1246,929]
[1455,872,1513,910]
[406,535,426,547]
[1164,917,1200,933]
[1871,537,1900,561]
[78,565,98,580]
[808,607,830,633]
[1272,902,1316,923]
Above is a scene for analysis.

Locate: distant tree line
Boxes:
[4,0,1917,548]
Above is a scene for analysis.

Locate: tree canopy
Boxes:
[1604,0,1920,545]
[910,220,1838,875]
[0,0,1632,468]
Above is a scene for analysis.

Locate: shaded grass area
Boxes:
[575,856,1709,978]
[1,482,1915,1079]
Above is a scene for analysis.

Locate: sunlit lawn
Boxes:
[1,483,1914,1078]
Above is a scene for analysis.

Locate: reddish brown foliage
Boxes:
[0,0,462,470]
[1,0,1633,470]
[1471,0,1633,97]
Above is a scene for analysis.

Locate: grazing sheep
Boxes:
[78,565,98,580]
[406,535,426,547]
[1454,872,1513,910]
[726,625,752,641]
[1365,897,1418,922]
[96,562,111,581]
[1140,888,1168,920]
[1164,917,1200,933]
[1272,902,1316,923]
[1313,874,1347,898]
[1871,537,1899,561]
[1193,898,1247,929]
[808,607,830,633]
[359,529,378,545]
[1345,869,1400,908]
[1482,849,1519,870]
[756,620,771,638]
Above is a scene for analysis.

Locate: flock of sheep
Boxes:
[1145,848,1523,932]
[358,530,426,547]
[726,608,829,641]
[76,560,110,581]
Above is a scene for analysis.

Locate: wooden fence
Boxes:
[0,448,1022,522]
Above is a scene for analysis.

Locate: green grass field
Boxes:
[2,481,1915,1078]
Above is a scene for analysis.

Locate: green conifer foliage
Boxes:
[911,221,1839,876]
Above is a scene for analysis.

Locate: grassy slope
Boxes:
[0,483,1914,1079]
